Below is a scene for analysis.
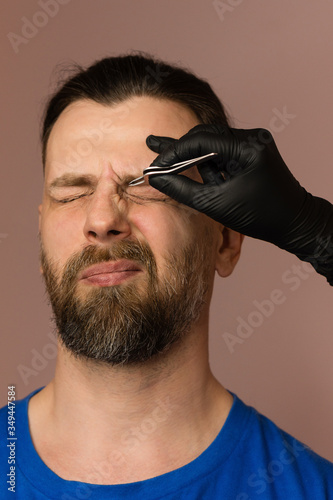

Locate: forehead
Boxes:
[45,97,200,180]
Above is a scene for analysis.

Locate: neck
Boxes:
[29,320,233,483]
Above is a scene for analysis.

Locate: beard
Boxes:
[40,236,212,366]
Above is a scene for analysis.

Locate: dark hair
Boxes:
[41,53,230,169]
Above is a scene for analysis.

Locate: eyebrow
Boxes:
[48,173,96,191]
[47,173,140,191]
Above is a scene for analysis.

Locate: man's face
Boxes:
[39,97,219,365]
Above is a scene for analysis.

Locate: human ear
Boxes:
[215,225,244,278]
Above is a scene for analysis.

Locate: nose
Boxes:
[83,190,132,244]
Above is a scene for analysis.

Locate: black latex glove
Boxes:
[146,124,333,285]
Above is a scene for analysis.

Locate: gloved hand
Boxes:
[146,124,333,285]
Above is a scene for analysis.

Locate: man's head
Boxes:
[39,54,242,366]
[41,53,230,170]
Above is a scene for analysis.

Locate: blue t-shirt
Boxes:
[1,387,332,499]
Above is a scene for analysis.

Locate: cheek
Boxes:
[129,204,200,261]
[40,208,83,265]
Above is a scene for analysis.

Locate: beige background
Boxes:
[1,0,332,461]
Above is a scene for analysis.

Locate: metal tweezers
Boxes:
[128,152,218,186]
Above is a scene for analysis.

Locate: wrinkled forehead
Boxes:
[44,97,201,181]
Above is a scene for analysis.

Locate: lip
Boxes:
[79,260,143,286]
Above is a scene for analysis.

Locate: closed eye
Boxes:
[125,193,169,204]
[124,183,170,204]
[52,193,92,204]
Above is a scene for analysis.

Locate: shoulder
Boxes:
[232,395,333,495]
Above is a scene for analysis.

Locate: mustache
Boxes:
[41,240,157,285]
